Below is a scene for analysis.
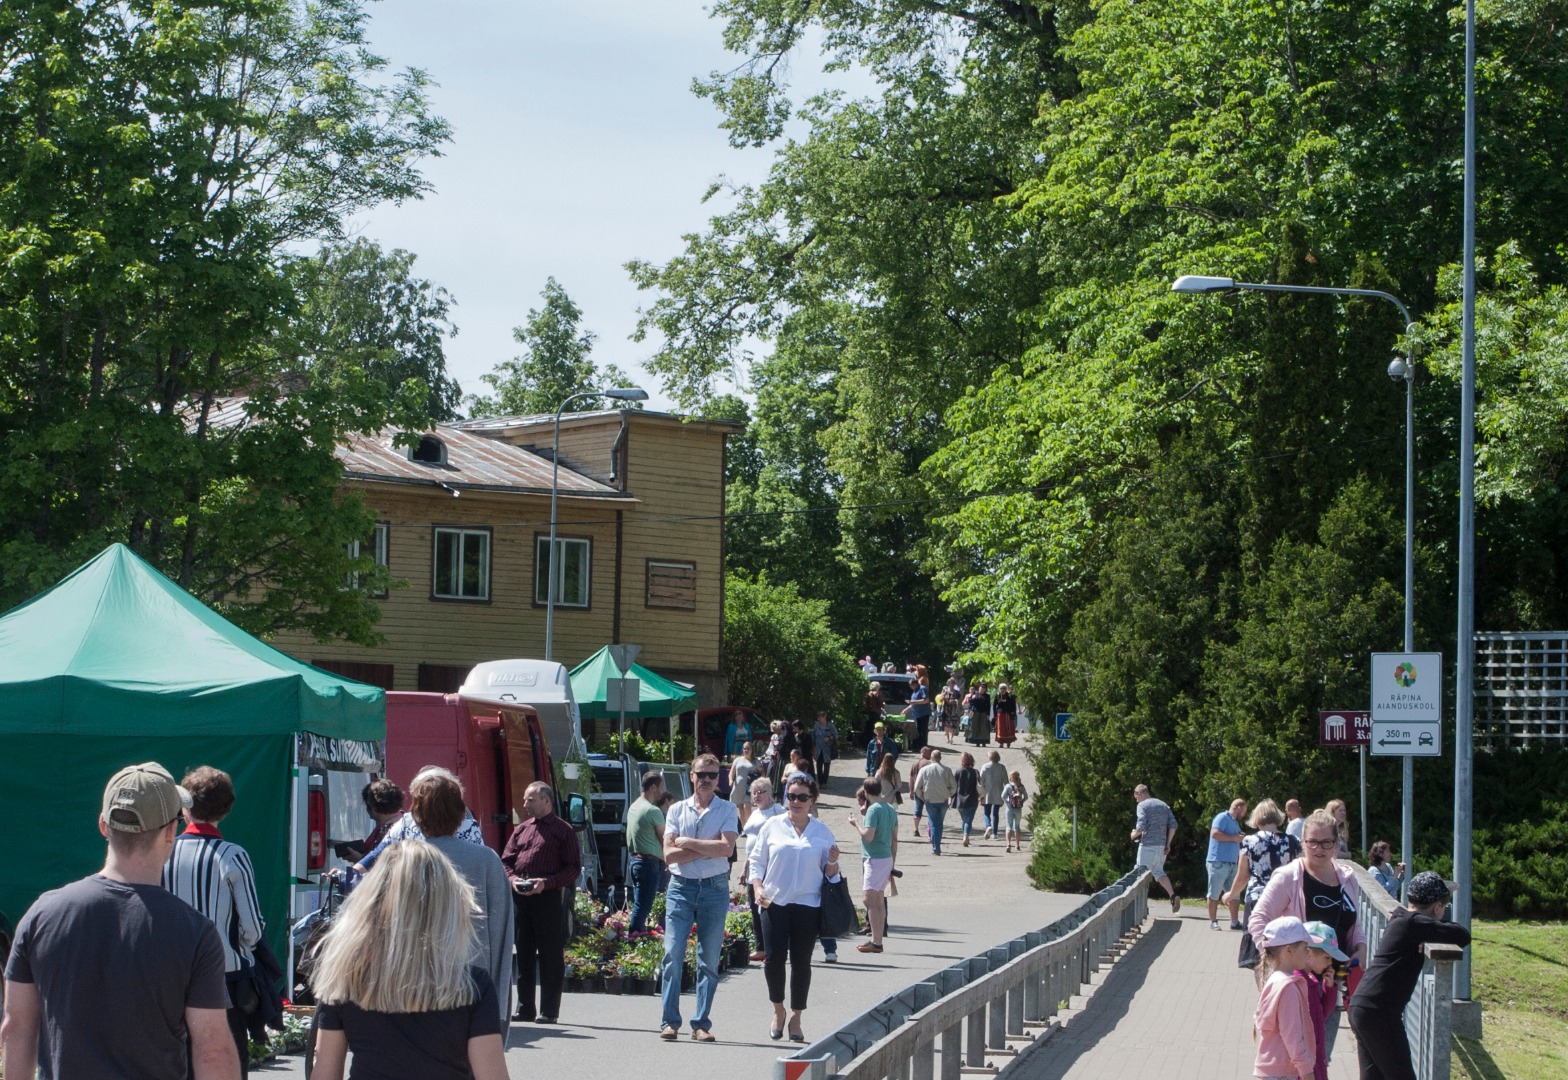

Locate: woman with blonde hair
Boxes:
[309,840,507,1080]
[1323,798,1352,859]
[1224,798,1300,973]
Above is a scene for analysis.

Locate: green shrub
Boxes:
[1027,806,1120,894]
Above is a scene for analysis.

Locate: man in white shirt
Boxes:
[1284,799,1305,842]
[658,753,739,1043]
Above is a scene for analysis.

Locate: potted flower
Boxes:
[602,960,624,995]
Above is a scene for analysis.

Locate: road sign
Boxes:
[606,677,640,713]
[1319,710,1370,747]
[1370,652,1442,756]
[1055,713,1072,741]
[607,643,642,674]
[1371,722,1441,755]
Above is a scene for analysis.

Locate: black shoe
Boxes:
[537,1015,558,1024]
[513,1007,534,1022]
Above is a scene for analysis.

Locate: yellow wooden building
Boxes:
[267,409,739,703]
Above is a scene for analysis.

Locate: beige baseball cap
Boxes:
[102,762,192,833]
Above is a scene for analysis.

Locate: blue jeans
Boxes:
[628,854,662,933]
[661,874,729,1032]
[912,795,925,825]
[959,806,978,836]
[982,803,1001,834]
[926,803,948,853]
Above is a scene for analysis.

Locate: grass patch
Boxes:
[1452,921,1568,1080]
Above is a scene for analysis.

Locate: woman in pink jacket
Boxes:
[1248,809,1365,1060]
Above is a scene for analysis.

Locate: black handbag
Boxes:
[817,873,858,938]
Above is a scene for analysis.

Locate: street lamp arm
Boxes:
[544,386,649,662]
[1228,281,1413,332]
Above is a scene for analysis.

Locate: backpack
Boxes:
[1006,787,1025,809]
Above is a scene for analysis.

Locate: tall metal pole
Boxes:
[1204,280,1421,872]
[1400,355,1415,899]
[1173,274,1423,871]
[545,391,596,662]
[1453,0,1479,1001]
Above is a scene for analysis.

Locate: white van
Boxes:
[458,659,586,763]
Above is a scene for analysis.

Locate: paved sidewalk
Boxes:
[1013,910,1359,1080]
[261,734,1066,1080]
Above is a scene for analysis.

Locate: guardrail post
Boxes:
[941,1022,962,1080]
[966,1007,986,1066]
[1007,976,1025,1035]
[1422,945,1461,1080]
[912,1031,937,1080]
[988,947,1010,1049]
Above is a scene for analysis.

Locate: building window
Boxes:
[409,434,447,464]
[433,527,490,601]
[646,560,697,610]
[346,522,390,597]
[534,535,591,608]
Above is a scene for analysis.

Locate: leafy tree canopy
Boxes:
[467,278,635,417]
[0,0,450,641]
[723,571,869,724]
[642,0,1568,880]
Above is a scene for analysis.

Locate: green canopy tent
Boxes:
[0,543,384,954]
[570,647,698,757]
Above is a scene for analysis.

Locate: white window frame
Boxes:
[534,535,591,608]
[433,526,491,601]
[346,522,390,596]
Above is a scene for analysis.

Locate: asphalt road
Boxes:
[259,729,1080,1080]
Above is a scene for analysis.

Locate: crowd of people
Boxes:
[0,735,1466,1080]
[1129,782,1472,1080]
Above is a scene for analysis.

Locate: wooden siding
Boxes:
[615,420,725,671]
[268,414,731,692]
[268,483,621,688]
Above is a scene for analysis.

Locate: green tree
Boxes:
[0,0,449,640]
[467,278,633,417]
[723,572,868,723]
[287,239,462,421]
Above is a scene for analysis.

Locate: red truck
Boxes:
[381,692,597,896]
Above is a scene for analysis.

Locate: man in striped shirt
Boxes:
[164,766,266,1077]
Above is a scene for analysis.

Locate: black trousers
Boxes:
[515,889,567,1019]
[1348,1003,1417,1080]
[762,902,819,1011]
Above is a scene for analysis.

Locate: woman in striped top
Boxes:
[163,765,266,1077]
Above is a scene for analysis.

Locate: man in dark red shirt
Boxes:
[500,782,582,1023]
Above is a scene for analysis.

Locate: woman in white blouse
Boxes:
[748,774,842,1043]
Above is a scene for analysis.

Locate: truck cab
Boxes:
[384,691,598,900]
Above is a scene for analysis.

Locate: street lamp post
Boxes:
[1172,275,1418,885]
[544,386,649,661]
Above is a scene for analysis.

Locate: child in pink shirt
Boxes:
[1254,916,1316,1080]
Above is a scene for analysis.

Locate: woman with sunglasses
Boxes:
[1249,808,1365,1059]
[747,774,842,1043]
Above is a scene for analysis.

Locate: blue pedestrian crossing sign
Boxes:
[1055,713,1072,741]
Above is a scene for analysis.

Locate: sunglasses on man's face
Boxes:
[694,771,720,781]
[786,792,813,803]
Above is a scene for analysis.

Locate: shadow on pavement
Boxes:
[1017,918,1181,1080]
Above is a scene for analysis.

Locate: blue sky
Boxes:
[350,0,819,412]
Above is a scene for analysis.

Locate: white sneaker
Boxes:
[1209,919,1221,930]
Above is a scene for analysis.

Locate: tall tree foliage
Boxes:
[0,0,450,639]
[467,278,633,417]
[641,0,1568,881]
[288,239,461,422]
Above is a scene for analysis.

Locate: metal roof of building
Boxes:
[338,425,631,500]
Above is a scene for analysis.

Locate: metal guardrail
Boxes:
[1352,864,1465,1080]
[775,868,1152,1080]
